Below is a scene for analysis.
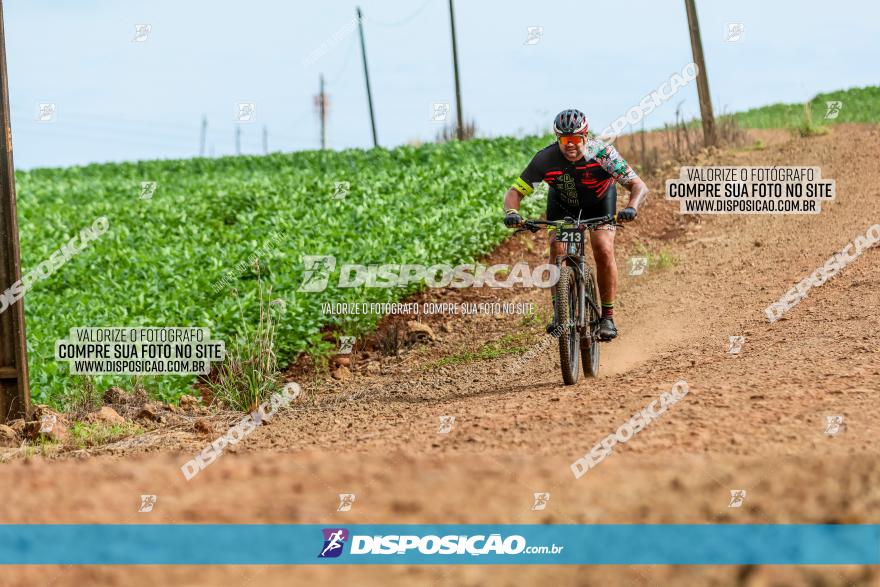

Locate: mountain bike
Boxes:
[519,213,623,385]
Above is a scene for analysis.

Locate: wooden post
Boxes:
[356,7,378,148]
[683,0,717,147]
[448,0,464,141]
[0,0,30,423]
[319,74,327,150]
[199,115,207,156]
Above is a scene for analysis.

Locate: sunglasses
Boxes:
[558,134,585,147]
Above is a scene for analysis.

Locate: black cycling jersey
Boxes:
[511,138,638,221]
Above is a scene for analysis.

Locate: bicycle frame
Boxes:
[517,213,617,337]
[560,243,584,331]
[515,212,624,384]
[552,213,611,336]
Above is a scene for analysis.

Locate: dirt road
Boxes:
[1,125,879,586]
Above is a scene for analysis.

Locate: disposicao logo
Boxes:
[318,528,349,558]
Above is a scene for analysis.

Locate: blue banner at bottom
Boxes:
[0,524,878,564]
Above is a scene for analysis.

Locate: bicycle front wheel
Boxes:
[556,264,580,385]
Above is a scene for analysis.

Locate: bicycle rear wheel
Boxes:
[581,267,600,378]
[556,264,580,385]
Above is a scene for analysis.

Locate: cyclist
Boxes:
[502,109,649,340]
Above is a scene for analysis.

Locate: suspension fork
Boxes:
[562,254,588,332]
[578,255,587,331]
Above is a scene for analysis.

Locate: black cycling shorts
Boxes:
[546,183,617,223]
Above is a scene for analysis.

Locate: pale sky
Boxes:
[4,0,878,169]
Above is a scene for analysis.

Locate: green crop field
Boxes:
[13,137,549,407]
[15,86,877,409]
[732,85,880,128]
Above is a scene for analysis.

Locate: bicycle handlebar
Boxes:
[517,213,626,233]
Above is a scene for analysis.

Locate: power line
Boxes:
[14,113,315,147]
[11,107,200,133]
[11,109,317,144]
[16,125,311,156]
[323,32,358,86]
[361,0,435,27]
[12,115,200,141]
[15,125,204,150]
[11,0,440,165]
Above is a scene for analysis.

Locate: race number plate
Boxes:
[557,227,583,243]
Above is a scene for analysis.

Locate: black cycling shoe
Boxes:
[597,317,618,341]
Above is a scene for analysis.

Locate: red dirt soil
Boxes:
[1,125,879,586]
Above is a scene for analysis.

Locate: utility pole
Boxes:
[235,126,241,155]
[262,125,268,154]
[314,75,328,149]
[199,115,207,156]
[0,0,30,423]
[448,0,464,141]
[683,0,716,147]
[318,74,327,150]
[356,7,378,147]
